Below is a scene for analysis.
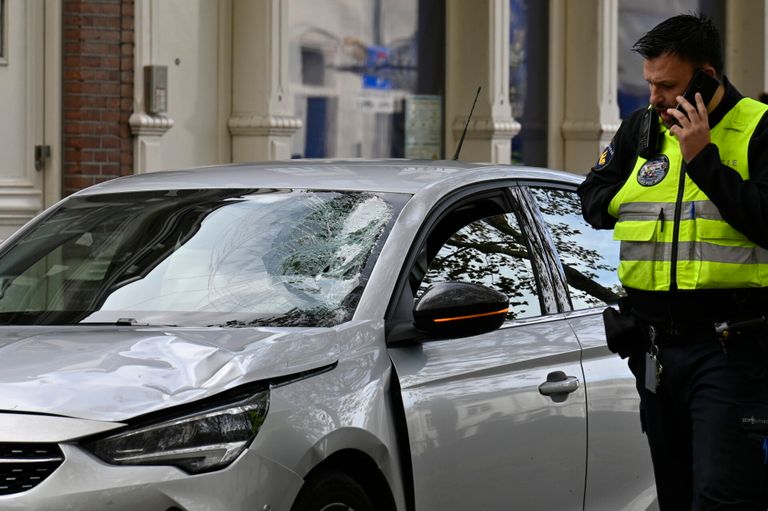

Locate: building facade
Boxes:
[0,0,764,238]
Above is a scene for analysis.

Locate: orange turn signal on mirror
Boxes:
[432,308,509,323]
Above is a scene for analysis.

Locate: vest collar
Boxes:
[707,75,743,128]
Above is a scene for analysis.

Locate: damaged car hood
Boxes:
[0,322,376,422]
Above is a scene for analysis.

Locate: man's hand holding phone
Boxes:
[667,69,720,162]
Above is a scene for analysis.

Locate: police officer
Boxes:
[578,13,768,510]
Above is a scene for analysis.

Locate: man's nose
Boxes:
[649,86,663,106]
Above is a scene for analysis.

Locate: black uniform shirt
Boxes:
[577,77,768,324]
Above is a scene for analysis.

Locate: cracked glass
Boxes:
[0,188,405,327]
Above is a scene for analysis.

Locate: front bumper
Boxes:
[0,440,303,511]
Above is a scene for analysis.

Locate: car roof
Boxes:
[75,159,583,196]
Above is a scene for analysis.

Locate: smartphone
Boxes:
[673,69,720,124]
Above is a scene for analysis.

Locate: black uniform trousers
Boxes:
[629,333,768,510]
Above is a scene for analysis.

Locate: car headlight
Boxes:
[82,390,269,474]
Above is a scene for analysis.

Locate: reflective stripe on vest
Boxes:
[607,97,768,291]
[617,200,724,221]
[620,241,768,264]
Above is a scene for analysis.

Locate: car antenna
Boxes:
[452,86,481,161]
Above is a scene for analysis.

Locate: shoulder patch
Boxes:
[593,141,615,171]
[637,155,670,187]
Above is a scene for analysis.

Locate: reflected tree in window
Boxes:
[419,189,623,320]
[419,214,540,320]
[531,188,623,308]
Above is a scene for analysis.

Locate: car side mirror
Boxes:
[413,281,509,338]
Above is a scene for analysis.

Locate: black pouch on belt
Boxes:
[603,297,647,359]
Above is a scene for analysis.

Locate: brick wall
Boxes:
[62,0,134,196]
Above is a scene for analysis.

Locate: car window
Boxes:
[529,187,623,309]
[0,189,406,327]
[417,212,541,320]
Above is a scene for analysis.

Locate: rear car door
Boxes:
[524,184,657,510]
[386,184,587,510]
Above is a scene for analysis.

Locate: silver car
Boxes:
[0,160,655,510]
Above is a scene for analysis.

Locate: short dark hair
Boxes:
[632,13,723,76]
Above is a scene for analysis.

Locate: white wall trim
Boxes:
[129,112,174,135]
[561,119,621,141]
[450,117,521,140]
[228,114,303,136]
[0,188,46,226]
[43,0,61,207]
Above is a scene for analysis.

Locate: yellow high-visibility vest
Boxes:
[607,97,768,291]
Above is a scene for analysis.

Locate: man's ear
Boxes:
[701,65,717,78]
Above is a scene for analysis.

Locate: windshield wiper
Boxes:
[79,318,178,327]
[209,307,340,328]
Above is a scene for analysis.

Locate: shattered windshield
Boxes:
[0,189,404,326]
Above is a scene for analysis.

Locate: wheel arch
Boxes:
[296,447,397,511]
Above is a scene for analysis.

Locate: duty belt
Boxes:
[649,323,718,346]
[715,316,768,340]
[649,316,768,346]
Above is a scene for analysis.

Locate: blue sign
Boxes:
[362,75,392,90]
[363,45,393,89]
[366,45,390,68]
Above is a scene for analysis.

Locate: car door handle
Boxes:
[538,371,580,396]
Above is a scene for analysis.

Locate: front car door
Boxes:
[387,184,587,510]
[524,184,657,510]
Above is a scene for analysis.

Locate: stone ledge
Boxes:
[561,119,621,141]
[129,113,175,136]
[228,114,303,136]
[451,116,522,139]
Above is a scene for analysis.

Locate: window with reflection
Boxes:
[509,0,548,166]
[288,0,444,159]
[418,213,541,320]
[530,187,623,309]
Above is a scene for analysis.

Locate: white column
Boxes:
[445,0,519,164]
[765,0,768,95]
[129,0,173,173]
[556,0,621,174]
[725,0,767,100]
[229,0,301,162]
